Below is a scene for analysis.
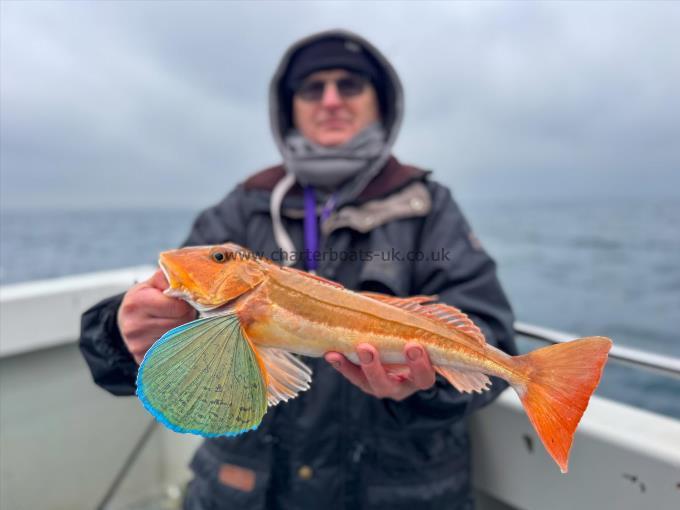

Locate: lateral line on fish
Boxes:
[265,276,516,375]
[266,276,525,380]
[277,282,526,380]
[270,277,453,334]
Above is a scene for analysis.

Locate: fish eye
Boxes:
[211,251,227,263]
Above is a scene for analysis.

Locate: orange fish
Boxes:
[137,243,612,473]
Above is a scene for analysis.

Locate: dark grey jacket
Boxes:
[79,157,517,510]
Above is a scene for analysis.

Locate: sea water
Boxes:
[1,197,679,417]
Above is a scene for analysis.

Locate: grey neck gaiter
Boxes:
[272,123,390,266]
[283,122,388,201]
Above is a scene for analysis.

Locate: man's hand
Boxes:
[117,269,196,364]
[324,342,437,401]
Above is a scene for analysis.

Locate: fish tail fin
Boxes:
[510,336,612,473]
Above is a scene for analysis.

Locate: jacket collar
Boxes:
[242,156,429,204]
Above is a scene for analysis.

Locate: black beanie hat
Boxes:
[285,36,383,92]
[281,35,389,128]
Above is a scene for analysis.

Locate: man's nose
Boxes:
[320,83,343,108]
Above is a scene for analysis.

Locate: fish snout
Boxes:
[158,251,192,293]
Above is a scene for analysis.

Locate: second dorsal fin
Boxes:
[361,292,437,309]
[361,292,486,346]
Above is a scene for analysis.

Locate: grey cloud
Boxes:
[1,1,679,209]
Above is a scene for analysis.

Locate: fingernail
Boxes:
[331,362,341,370]
[358,350,373,364]
[407,348,421,361]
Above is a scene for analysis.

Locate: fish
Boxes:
[136,243,612,473]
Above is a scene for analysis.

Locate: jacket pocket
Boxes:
[184,446,269,510]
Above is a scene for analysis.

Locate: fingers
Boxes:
[120,310,195,364]
[325,344,418,400]
[326,343,438,401]
[356,344,396,398]
[118,275,197,364]
[148,269,169,290]
[404,342,437,390]
[126,337,154,364]
[125,317,194,339]
[138,288,195,319]
[324,352,372,394]
[122,277,193,319]
[384,364,410,383]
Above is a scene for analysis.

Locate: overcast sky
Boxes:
[2,1,679,209]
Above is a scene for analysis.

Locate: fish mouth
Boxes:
[158,253,198,301]
[158,252,225,314]
[158,259,186,299]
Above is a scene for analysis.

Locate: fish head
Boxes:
[159,243,266,310]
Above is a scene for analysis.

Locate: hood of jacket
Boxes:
[268,29,404,168]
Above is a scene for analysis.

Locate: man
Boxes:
[80,29,517,509]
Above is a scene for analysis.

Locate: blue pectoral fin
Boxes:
[136,314,268,437]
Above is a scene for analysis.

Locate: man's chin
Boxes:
[314,129,355,147]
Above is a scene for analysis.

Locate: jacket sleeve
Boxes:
[78,187,248,396]
[79,293,138,395]
[394,181,518,424]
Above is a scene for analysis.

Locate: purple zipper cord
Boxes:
[304,188,337,272]
[304,186,318,272]
[321,193,337,223]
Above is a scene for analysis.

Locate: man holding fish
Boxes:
[81,30,520,509]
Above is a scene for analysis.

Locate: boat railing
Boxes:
[1,267,679,510]
[515,321,680,380]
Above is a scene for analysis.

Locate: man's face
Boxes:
[292,69,380,147]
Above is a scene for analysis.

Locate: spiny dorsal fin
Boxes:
[361,292,486,346]
[281,266,345,289]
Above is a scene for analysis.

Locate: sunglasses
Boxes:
[295,75,368,102]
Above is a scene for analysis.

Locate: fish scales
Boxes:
[246,265,495,369]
